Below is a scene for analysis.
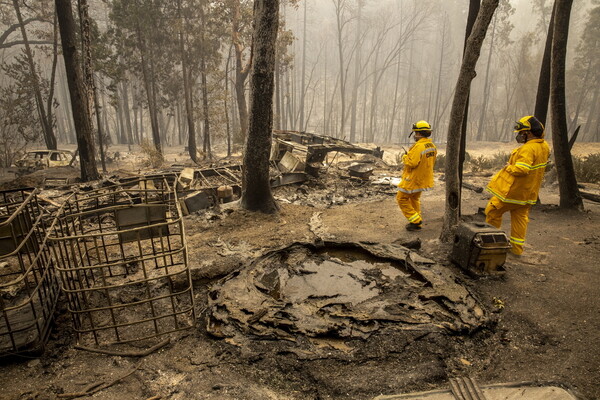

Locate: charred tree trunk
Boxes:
[477,11,496,139]
[240,0,279,213]
[298,0,307,131]
[274,51,281,130]
[132,85,140,144]
[585,86,600,141]
[440,0,497,242]
[225,44,233,156]
[531,1,556,204]
[93,80,106,172]
[136,20,162,156]
[201,60,211,159]
[177,0,197,163]
[334,0,347,138]
[349,0,363,143]
[116,99,125,144]
[458,0,480,213]
[534,1,557,126]
[433,16,448,130]
[233,0,250,144]
[550,0,583,210]
[55,0,99,181]
[59,67,76,143]
[199,1,211,160]
[77,0,106,171]
[48,12,59,143]
[13,0,57,150]
[121,81,134,150]
[101,89,112,144]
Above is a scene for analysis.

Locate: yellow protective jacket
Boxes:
[398,138,437,194]
[486,138,550,205]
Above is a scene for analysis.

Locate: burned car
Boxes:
[11,149,74,176]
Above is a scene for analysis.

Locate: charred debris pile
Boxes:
[1,131,491,360]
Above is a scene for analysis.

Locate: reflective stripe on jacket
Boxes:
[486,138,550,205]
[398,138,437,194]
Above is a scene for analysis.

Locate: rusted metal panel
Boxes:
[278,152,305,173]
[115,205,169,243]
[270,172,308,188]
[182,191,215,214]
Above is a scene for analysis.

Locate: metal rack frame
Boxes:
[0,188,60,357]
[49,177,195,346]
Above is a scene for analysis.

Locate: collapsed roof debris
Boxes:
[176,166,242,213]
[271,130,384,178]
[207,241,488,344]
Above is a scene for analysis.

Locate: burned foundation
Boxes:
[48,177,195,347]
[0,188,60,357]
[207,241,488,344]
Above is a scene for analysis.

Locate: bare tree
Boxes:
[78,0,107,172]
[298,0,307,131]
[440,0,499,242]
[232,0,252,144]
[550,0,583,210]
[134,5,162,158]
[177,0,198,163]
[349,0,362,143]
[199,1,212,159]
[12,0,58,150]
[55,0,99,181]
[458,0,480,212]
[240,0,279,213]
[333,0,350,138]
[534,1,557,126]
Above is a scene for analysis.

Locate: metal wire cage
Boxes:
[49,177,195,346]
[0,188,60,357]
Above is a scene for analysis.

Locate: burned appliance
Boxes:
[451,222,511,275]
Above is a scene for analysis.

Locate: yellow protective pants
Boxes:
[484,196,530,255]
[396,191,422,224]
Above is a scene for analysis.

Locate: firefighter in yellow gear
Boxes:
[396,120,437,231]
[485,115,550,255]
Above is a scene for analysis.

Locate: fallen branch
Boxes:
[24,191,62,207]
[74,338,170,357]
[57,361,143,399]
[581,191,600,203]
[36,194,62,207]
[462,182,484,193]
[568,125,581,150]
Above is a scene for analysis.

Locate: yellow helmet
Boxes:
[514,115,544,136]
[412,120,432,132]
